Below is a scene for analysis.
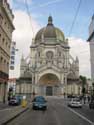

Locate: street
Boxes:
[6,97,94,125]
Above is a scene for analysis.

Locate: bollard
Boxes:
[21,99,27,108]
[21,96,27,108]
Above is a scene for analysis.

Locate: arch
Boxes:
[39,73,60,86]
[38,69,60,81]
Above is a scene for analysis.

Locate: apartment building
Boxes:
[0,0,14,102]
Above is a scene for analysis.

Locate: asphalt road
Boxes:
[7,97,94,125]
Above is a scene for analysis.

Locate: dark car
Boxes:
[32,96,47,110]
[8,97,20,106]
[89,100,94,109]
[15,95,23,105]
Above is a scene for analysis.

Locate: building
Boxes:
[16,16,81,97]
[0,0,14,102]
[16,56,32,99]
[86,79,92,95]
[88,14,94,82]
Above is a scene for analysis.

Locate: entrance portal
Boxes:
[46,86,53,96]
[39,73,60,96]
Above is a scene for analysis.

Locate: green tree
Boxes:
[80,75,87,96]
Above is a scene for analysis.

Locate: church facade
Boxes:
[16,16,82,97]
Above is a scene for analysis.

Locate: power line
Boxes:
[68,0,82,36]
[24,0,34,37]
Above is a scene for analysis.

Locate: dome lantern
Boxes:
[48,16,53,25]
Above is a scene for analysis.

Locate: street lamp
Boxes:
[92,82,94,100]
[32,65,36,97]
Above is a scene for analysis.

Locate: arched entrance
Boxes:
[46,86,53,96]
[39,73,60,96]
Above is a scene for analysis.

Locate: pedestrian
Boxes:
[84,96,86,104]
[64,92,66,98]
[88,96,90,103]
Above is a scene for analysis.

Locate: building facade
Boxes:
[0,0,14,102]
[88,14,94,82]
[16,16,81,97]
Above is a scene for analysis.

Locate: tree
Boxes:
[91,82,94,100]
[80,75,87,96]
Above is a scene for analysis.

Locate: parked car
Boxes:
[8,97,20,106]
[89,100,94,109]
[68,98,82,108]
[15,95,23,105]
[32,96,47,110]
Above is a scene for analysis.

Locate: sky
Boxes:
[8,0,94,78]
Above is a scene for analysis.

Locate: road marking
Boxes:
[57,102,94,125]
[67,107,94,125]
[0,108,11,112]
[53,109,62,125]
[0,106,21,112]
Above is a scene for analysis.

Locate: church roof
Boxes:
[67,72,76,79]
[35,16,65,43]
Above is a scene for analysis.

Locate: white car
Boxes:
[68,98,82,108]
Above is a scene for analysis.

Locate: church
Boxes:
[16,16,82,98]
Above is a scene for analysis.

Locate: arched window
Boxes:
[46,51,53,59]
[0,57,3,63]
[38,52,40,57]
[59,52,61,56]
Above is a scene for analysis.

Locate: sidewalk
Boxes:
[0,102,9,110]
[0,104,30,125]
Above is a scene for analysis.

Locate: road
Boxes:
[7,97,94,125]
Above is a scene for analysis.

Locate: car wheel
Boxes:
[43,107,47,110]
[32,106,36,110]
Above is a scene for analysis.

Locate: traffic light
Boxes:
[8,87,13,101]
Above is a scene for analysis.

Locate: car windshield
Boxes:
[34,97,45,102]
[72,98,80,102]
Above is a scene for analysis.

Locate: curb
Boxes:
[1,107,29,125]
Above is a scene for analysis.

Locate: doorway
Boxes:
[46,86,53,96]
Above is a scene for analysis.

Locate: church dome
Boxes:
[35,16,65,43]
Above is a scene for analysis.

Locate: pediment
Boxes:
[37,64,62,73]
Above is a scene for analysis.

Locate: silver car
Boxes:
[68,98,82,108]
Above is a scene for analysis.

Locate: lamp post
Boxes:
[32,65,36,98]
[92,82,94,100]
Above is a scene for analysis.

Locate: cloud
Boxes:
[7,0,13,7]
[9,10,40,78]
[12,10,40,55]
[8,0,32,4]
[33,0,63,9]
[69,37,91,78]
[7,0,32,10]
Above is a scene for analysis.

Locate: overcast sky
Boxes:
[8,0,93,78]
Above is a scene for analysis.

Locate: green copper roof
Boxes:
[35,16,65,43]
